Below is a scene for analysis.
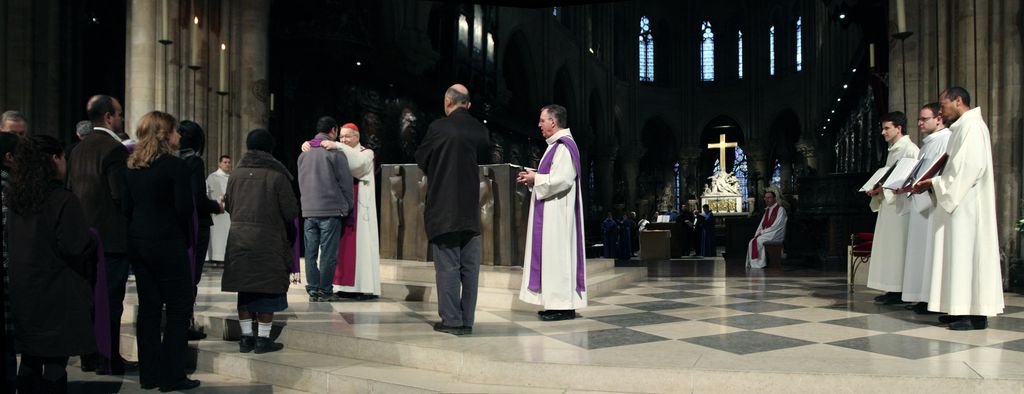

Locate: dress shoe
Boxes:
[912,302,941,315]
[539,310,576,321]
[97,360,138,376]
[159,378,200,392]
[140,381,159,390]
[537,310,558,316]
[939,315,961,324]
[80,354,97,372]
[254,337,284,354]
[186,327,207,341]
[948,316,975,331]
[239,335,255,353]
[970,316,988,329]
[318,293,344,302]
[432,322,469,335]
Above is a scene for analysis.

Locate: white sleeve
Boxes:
[532,145,576,201]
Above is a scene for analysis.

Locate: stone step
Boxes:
[118,333,565,393]
[380,258,617,289]
[382,267,646,311]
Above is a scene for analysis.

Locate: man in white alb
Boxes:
[865,111,919,304]
[900,103,950,312]
[206,155,231,262]
[912,87,1004,330]
[746,190,787,269]
[517,105,587,322]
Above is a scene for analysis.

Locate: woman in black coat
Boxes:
[8,135,96,393]
[123,111,199,392]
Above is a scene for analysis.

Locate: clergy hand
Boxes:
[865,186,881,196]
[911,179,933,194]
[301,141,312,152]
[321,140,337,150]
[516,170,536,186]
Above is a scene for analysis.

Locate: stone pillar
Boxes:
[237,0,270,143]
[125,0,159,138]
[744,145,769,200]
[677,147,702,201]
[620,150,640,213]
[779,161,794,195]
[593,148,618,216]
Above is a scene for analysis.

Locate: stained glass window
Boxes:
[701,21,714,81]
[737,30,744,79]
[795,17,803,71]
[769,25,776,76]
[639,16,654,82]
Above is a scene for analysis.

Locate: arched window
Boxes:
[737,30,744,79]
[486,33,495,64]
[795,17,803,71]
[769,25,776,76]
[701,21,714,81]
[458,14,469,48]
[674,162,681,211]
[771,160,782,187]
[473,5,484,57]
[553,7,559,17]
[639,16,654,82]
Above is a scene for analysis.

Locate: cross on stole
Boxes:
[707,133,738,171]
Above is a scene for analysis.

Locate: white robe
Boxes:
[519,129,587,310]
[926,107,1004,316]
[901,128,950,302]
[332,144,381,295]
[206,169,230,261]
[745,203,787,269]
[867,135,920,292]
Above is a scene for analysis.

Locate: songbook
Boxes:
[858,166,893,192]
[898,153,949,194]
[882,158,920,190]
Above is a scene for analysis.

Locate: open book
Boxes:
[882,158,920,190]
[897,153,949,194]
[859,166,893,192]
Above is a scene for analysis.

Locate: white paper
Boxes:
[859,167,891,192]
[883,158,920,190]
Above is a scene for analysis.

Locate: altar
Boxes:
[700,134,748,216]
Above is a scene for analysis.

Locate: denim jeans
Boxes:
[303,216,342,295]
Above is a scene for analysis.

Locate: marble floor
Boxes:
[108,264,1024,393]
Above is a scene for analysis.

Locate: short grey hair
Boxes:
[76,120,93,137]
[1,110,26,124]
[541,104,568,128]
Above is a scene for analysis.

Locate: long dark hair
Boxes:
[9,135,64,214]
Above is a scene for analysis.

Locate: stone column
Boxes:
[620,148,640,213]
[237,0,270,144]
[779,161,794,195]
[743,145,769,200]
[677,147,702,201]
[125,0,159,138]
[593,146,618,216]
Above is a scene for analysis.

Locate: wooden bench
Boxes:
[764,241,784,268]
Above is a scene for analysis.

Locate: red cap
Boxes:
[341,123,359,132]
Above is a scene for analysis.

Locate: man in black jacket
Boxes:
[67,95,136,374]
[415,84,491,335]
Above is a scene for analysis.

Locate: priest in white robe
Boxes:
[301,123,380,298]
[206,155,232,262]
[900,103,950,310]
[746,190,787,269]
[866,112,920,303]
[914,87,1003,330]
[517,105,586,322]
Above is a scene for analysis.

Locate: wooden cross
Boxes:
[707,133,738,172]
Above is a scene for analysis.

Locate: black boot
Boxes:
[254,337,283,354]
[239,335,255,353]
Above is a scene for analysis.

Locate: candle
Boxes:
[869,43,875,68]
[219,44,227,92]
[896,0,907,33]
[190,16,200,67]
[160,0,169,42]
[270,93,275,111]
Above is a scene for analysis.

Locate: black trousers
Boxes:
[17,355,69,394]
[130,239,193,386]
[82,253,131,372]
[193,225,211,297]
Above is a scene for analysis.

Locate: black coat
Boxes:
[414,108,491,240]
[8,184,97,357]
[124,155,194,243]
[221,151,300,294]
[182,151,221,227]
[67,131,129,254]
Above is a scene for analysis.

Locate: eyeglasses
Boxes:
[918,116,935,121]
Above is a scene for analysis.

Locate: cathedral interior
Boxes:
[1,0,1021,281]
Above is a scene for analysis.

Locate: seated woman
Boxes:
[8,135,96,393]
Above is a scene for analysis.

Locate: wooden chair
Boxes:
[848,233,873,292]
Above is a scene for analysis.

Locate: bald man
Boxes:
[415,84,491,335]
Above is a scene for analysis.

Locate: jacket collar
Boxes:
[238,150,293,180]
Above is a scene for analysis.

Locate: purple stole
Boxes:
[291,218,301,273]
[87,228,111,360]
[527,135,586,293]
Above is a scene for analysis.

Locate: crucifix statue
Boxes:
[707,133,738,174]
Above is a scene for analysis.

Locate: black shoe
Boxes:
[948,316,975,331]
[432,322,469,335]
[159,378,200,392]
[912,302,941,315]
[239,335,255,353]
[352,293,378,301]
[939,315,960,324]
[254,337,284,354]
[537,310,558,316]
[873,293,889,303]
[186,327,207,341]
[539,310,576,321]
[80,354,97,372]
[309,292,321,302]
[140,382,158,390]
[319,293,344,302]
[970,316,988,329]
[97,359,138,376]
